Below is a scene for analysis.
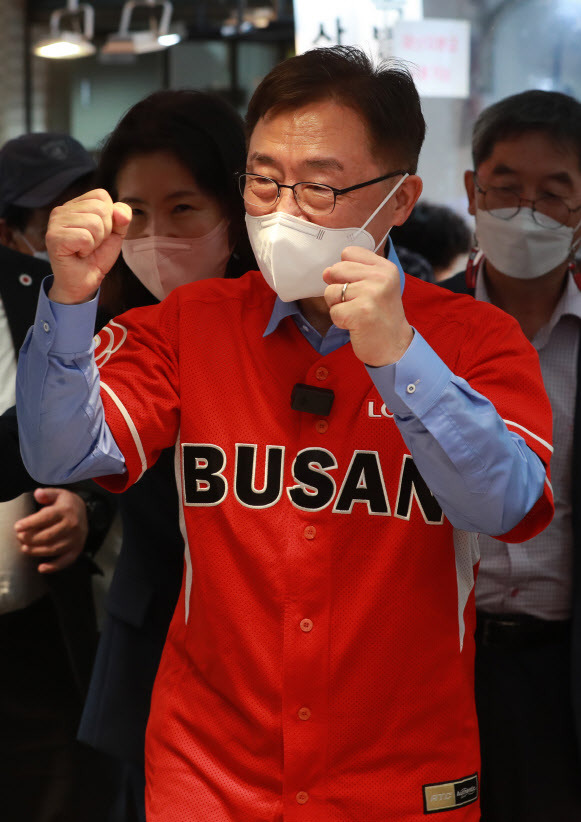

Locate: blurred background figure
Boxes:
[391,200,472,282]
[442,88,581,822]
[0,133,95,257]
[0,133,117,822]
[76,89,255,822]
[388,243,435,282]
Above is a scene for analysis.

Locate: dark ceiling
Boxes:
[28,0,295,38]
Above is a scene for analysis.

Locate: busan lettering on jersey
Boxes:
[181,444,444,523]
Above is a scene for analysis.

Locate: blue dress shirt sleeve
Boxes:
[16,277,126,484]
[366,330,546,535]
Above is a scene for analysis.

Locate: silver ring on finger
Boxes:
[341,282,349,302]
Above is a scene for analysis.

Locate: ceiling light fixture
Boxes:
[33,0,96,59]
[101,0,182,56]
[221,3,278,37]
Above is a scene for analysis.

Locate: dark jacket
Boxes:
[78,446,184,763]
[0,245,116,697]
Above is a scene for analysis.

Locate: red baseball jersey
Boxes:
[94,270,553,821]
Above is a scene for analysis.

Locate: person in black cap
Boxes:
[0,133,118,822]
[0,132,95,256]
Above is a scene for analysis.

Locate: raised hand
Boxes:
[46,188,133,305]
[323,245,414,367]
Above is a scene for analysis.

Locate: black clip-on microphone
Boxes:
[291,383,335,416]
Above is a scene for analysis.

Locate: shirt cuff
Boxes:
[35,275,100,354]
[365,330,452,417]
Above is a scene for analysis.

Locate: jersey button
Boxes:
[296,791,309,804]
[406,383,416,394]
[42,321,50,333]
[304,525,316,540]
[300,618,313,633]
[315,366,328,381]
[298,707,311,721]
[315,419,328,434]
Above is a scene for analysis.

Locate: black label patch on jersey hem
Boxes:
[423,773,479,814]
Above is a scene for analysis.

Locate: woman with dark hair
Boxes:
[96,89,254,315]
[76,89,254,822]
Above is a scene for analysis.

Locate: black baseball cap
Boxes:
[0,132,96,216]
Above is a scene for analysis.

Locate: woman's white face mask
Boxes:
[121,220,231,300]
[475,207,581,280]
[245,174,408,302]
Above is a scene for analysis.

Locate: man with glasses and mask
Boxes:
[17,48,554,821]
[443,89,581,821]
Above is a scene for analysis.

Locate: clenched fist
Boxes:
[46,188,133,305]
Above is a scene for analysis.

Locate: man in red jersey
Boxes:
[17,47,553,820]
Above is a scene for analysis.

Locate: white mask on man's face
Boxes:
[246,174,408,302]
[475,207,581,280]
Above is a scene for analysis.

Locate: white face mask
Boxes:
[17,231,50,262]
[475,207,581,280]
[245,174,408,302]
[121,220,231,300]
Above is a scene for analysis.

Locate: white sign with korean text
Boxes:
[292,2,470,99]
[293,0,423,61]
[391,19,470,98]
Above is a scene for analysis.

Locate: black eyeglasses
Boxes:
[475,176,581,230]
[237,170,408,216]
